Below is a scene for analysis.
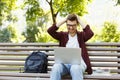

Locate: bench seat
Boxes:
[0,72,120,80]
[0,42,120,80]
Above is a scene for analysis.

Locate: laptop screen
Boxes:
[54,47,81,64]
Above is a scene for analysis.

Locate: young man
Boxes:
[47,14,94,80]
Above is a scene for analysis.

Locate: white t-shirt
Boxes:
[66,34,87,70]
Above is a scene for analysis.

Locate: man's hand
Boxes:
[56,17,67,27]
[76,15,87,29]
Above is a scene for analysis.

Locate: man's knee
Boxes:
[70,65,83,73]
[52,63,63,72]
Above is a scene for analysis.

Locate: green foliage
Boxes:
[35,27,58,42]
[101,22,120,42]
[0,0,17,26]
[86,26,101,42]
[22,0,93,42]
[23,22,39,42]
[60,0,88,16]
[46,0,92,23]
[0,28,11,42]
[0,24,25,43]
[0,0,23,43]
[24,0,44,23]
[116,0,120,5]
[22,0,48,42]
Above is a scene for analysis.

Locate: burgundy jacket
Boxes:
[47,24,94,74]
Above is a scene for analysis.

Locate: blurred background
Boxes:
[0,0,120,43]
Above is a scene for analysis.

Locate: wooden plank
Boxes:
[0,42,120,46]
[0,72,120,79]
[0,52,120,57]
[0,72,50,78]
[0,57,26,61]
[87,47,120,51]
[111,69,120,73]
[0,57,51,61]
[0,47,119,51]
[0,67,51,72]
[0,51,30,55]
[90,58,120,62]
[0,67,120,73]
[0,62,24,66]
[0,43,59,46]
[1,57,120,62]
[0,46,120,51]
[48,63,120,67]
[84,74,120,79]
[0,57,52,61]
[88,52,120,56]
[0,67,22,71]
[91,63,120,67]
[0,47,54,51]
[0,62,120,67]
[0,76,49,80]
[86,42,120,46]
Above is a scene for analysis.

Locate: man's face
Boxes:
[66,20,78,34]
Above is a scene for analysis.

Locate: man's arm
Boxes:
[77,15,87,29]
[47,18,66,40]
[77,15,94,41]
[56,18,67,27]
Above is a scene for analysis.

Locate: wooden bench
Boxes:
[0,42,120,80]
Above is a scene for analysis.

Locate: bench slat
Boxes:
[0,57,120,62]
[91,63,120,67]
[0,72,120,79]
[86,42,120,46]
[0,62,120,67]
[0,72,50,78]
[0,47,54,51]
[0,67,120,73]
[0,76,49,80]
[90,58,120,62]
[87,47,120,51]
[0,51,120,56]
[0,43,59,46]
[88,52,120,56]
[0,51,30,55]
[0,47,120,51]
[84,74,120,79]
[0,42,120,46]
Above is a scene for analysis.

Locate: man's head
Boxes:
[66,14,79,35]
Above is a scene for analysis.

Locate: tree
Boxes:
[101,22,120,42]
[0,24,25,43]
[22,0,92,42]
[46,0,92,23]
[23,22,39,42]
[22,0,46,42]
[35,27,58,42]
[0,0,17,26]
[116,0,120,5]
[0,0,25,43]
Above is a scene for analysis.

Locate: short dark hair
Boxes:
[67,14,79,24]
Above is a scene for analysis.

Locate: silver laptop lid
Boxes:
[54,47,81,64]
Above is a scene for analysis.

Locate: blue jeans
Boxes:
[50,63,86,80]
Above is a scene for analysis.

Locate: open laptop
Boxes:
[54,47,82,64]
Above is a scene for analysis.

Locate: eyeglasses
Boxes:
[67,24,77,27]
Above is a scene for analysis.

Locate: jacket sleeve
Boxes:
[82,25,94,42]
[47,24,61,40]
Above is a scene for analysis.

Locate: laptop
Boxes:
[54,47,82,64]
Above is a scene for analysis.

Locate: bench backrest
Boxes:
[0,43,120,74]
